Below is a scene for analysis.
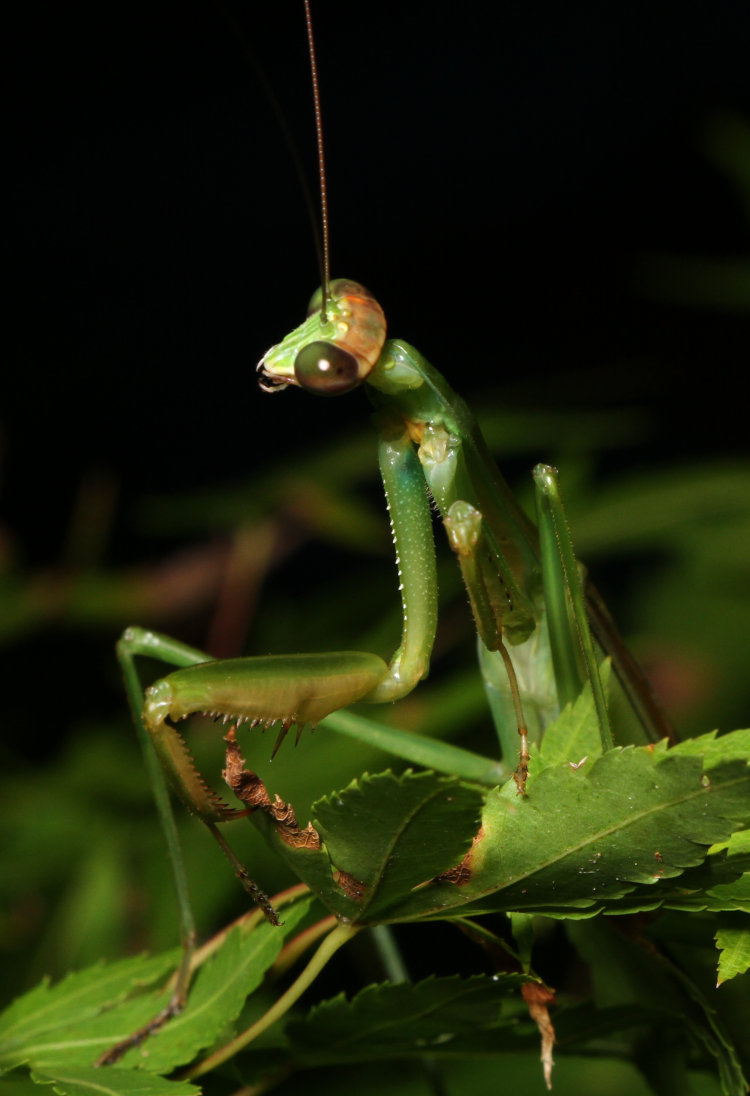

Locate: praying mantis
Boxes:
[102,272,673,1061]
[54,8,748,1089]
[104,269,678,1053]
[130,276,673,824]
[101,0,682,1054]
[4,7,748,1092]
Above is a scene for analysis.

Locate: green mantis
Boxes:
[3,6,746,1089]
[99,1,692,1070]
[119,274,673,891]
[97,265,689,1069]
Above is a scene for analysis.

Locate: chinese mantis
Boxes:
[103,272,676,1060]
[123,273,673,813]
[101,3,677,1067]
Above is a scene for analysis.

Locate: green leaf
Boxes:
[591,867,750,917]
[716,914,750,984]
[256,732,750,927]
[0,900,312,1078]
[116,899,311,1072]
[28,1067,197,1096]
[263,771,484,922]
[314,771,483,921]
[670,729,750,767]
[508,913,535,973]
[386,743,750,922]
[0,954,179,1073]
[585,826,750,916]
[285,975,527,1064]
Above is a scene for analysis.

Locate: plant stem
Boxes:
[183,920,360,1079]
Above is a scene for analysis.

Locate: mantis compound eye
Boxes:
[294,341,362,395]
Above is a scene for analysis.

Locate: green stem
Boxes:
[322,709,506,786]
[184,920,361,1079]
[273,915,338,976]
[370,924,410,983]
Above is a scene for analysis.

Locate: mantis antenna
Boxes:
[304,0,331,320]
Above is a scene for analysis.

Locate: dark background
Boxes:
[9,1,750,520]
[5,0,750,742]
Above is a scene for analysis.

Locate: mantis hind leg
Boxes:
[442,468,616,789]
[532,464,614,753]
[534,464,673,749]
[97,627,212,1065]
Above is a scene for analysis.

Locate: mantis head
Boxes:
[257,279,386,395]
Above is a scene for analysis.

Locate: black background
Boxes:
[9,0,750,529]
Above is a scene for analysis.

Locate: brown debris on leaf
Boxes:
[333,869,366,901]
[432,827,484,886]
[521,981,556,1090]
[223,728,321,850]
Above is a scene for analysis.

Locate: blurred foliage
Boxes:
[2,405,749,1092]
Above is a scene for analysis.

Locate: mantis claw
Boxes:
[271,719,294,758]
